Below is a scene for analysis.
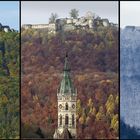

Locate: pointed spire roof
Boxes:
[64,52,70,71]
[60,128,72,139]
[58,53,76,95]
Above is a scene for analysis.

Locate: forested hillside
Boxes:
[120,119,140,139]
[121,26,140,137]
[0,31,19,138]
[21,26,118,139]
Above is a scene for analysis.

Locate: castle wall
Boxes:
[22,16,112,34]
[22,24,32,29]
[31,24,49,29]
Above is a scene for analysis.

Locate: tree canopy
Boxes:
[0,31,19,139]
[21,24,118,139]
[69,9,79,19]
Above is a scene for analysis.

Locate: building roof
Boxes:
[60,128,72,139]
[58,53,76,95]
[53,128,73,139]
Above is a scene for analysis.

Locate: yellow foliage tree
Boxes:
[77,99,82,117]
[85,116,91,125]
[96,106,105,121]
[111,114,118,134]
[115,95,118,106]
[87,98,93,108]
[106,94,115,118]
[79,109,86,125]
[90,107,96,116]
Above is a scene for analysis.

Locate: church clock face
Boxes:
[72,104,75,109]
[59,104,62,109]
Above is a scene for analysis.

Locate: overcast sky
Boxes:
[21,1,118,25]
[0,1,19,30]
[121,1,140,28]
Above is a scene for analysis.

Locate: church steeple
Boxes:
[54,53,77,139]
[58,53,75,95]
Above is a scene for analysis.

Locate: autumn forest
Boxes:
[21,24,118,139]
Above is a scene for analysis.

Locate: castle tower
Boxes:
[55,54,77,139]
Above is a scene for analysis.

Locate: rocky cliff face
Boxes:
[121,26,140,128]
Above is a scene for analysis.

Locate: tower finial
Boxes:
[66,52,68,58]
[64,52,70,71]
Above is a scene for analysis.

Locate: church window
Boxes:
[65,102,68,110]
[72,104,75,109]
[60,115,62,125]
[72,114,75,126]
[65,115,69,125]
[59,104,62,109]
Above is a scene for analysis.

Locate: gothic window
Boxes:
[59,104,62,109]
[65,115,69,125]
[60,115,62,126]
[72,104,75,109]
[65,102,68,110]
[72,114,74,126]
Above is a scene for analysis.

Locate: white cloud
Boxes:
[121,1,140,28]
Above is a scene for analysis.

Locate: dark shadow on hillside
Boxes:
[120,119,140,139]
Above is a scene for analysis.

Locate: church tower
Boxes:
[54,54,77,139]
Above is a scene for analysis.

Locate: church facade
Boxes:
[54,54,77,139]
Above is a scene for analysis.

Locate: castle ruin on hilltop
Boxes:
[22,13,118,34]
[0,23,15,32]
[0,23,17,33]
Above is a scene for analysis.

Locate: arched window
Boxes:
[60,115,62,126]
[65,102,68,110]
[65,115,69,125]
[72,114,75,126]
